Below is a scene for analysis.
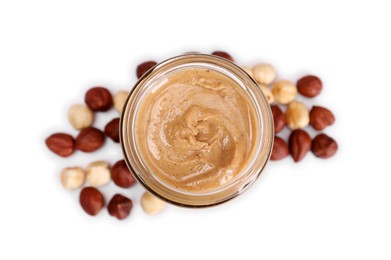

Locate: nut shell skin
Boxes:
[271,136,289,161]
[75,127,105,152]
[271,105,285,133]
[85,87,113,112]
[111,160,136,188]
[297,75,322,97]
[289,129,311,162]
[45,133,75,157]
[108,194,133,220]
[311,134,338,159]
[136,61,157,78]
[211,51,234,62]
[310,106,335,131]
[104,118,120,143]
[79,187,105,216]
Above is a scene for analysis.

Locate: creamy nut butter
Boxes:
[135,68,258,192]
[121,54,273,207]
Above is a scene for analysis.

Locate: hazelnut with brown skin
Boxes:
[79,187,105,216]
[45,133,75,157]
[75,127,105,153]
[108,194,133,220]
[136,61,157,78]
[85,87,113,112]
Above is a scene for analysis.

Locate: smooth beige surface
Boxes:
[135,68,258,192]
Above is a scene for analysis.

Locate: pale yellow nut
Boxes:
[259,85,274,104]
[113,91,129,114]
[68,104,94,130]
[252,63,276,85]
[86,161,111,187]
[242,66,254,78]
[271,80,297,105]
[141,192,166,215]
[285,101,310,130]
[60,167,85,190]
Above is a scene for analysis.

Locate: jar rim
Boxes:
[120,54,274,207]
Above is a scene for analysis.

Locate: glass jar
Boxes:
[120,54,273,207]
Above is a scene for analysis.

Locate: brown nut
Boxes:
[111,160,136,188]
[141,192,166,215]
[75,127,105,152]
[136,61,157,78]
[260,85,275,104]
[271,136,289,161]
[85,87,113,112]
[211,51,234,62]
[108,194,133,220]
[289,129,311,162]
[113,91,129,114]
[86,161,111,187]
[297,75,322,97]
[271,80,297,105]
[271,105,285,133]
[67,104,94,130]
[310,106,335,131]
[104,118,120,143]
[60,167,85,190]
[252,63,276,85]
[285,101,310,130]
[79,187,105,216]
[45,133,75,157]
[311,134,338,159]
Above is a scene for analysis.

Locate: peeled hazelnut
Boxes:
[242,66,254,77]
[297,75,322,97]
[111,160,136,188]
[260,85,275,104]
[272,80,297,105]
[211,51,234,62]
[108,194,133,220]
[141,192,166,215]
[79,187,105,216]
[75,127,105,152]
[285,101,310,130]
[271,136,289,161]
[104,118,120,143]
[310,106,335,131]
[85,87,113,112]
[136,61,157,78]
[60,167,85,190]
[68,104,94,130]
[113,91,129,114]
[289,129,311,162]
[252,63,276,85]
[311,134,338,159]
[86,161,111,187]
[271,105,285,133]
[45,133,75,157]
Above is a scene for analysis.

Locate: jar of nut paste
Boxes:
[121,54,273,207]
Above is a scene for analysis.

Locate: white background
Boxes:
[1,1,390,259]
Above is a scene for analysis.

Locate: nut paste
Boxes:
[135,68,258,192]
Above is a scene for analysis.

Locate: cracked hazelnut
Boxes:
[60,167,85,190]
[285,101,310,130]
[252,63,276,85]
[86,161,111,187]
[68,104,94,130]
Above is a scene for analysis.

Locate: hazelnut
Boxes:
[136,61,157,78]
[111,160,136,188]
[113,91,129,114]
[285,101,310,130]
[85,87,113,112]
[141,192,166,215]
[86,161,111,187]
[271,80,297,105]
[104,118,120,143]
[271,136,289,161]
[79,187,105,216]
[211,51,234,62]
[242,66,254,77]
[67,104,94,130]
[289,129,311,162]
[259,85,275,104]
[311,134,338,159]
[45,133,75,157]
[60,167,85,190]
[75,127,105,152]
[252,63,276,85]
[297,75,322,97]
[310,106,335,131]
[108,194,133,220]
[271,105,286,133]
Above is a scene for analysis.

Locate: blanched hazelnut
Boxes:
[271,80,297,105]
[86,161,111,187]
[259,85,274,104]
[252,63,276,85]
[68,104,94,130]
[60,167,85,190]
[242,66,253,77]
[140,192,166,215]
[113,91,129,114]
[285,101,310,130]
